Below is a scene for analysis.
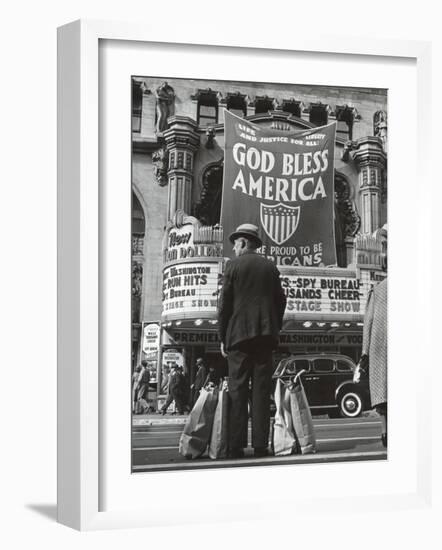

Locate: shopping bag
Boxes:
[133,398,148,415]
[208,381,229,459]
[179,386,218,459]
[287,372,316,454]
[272,378,297,456]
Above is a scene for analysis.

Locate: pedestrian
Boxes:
[355,277,388,447]
[218,223,287,458]
[161,363,186,415]
[137,360,150,401]
[191,357,207,405]
[132,364,142,413]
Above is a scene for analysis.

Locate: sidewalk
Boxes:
[133,409,380,426]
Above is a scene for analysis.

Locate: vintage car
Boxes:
[272,353,371,418]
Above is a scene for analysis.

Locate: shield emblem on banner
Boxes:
[260,202,301,245]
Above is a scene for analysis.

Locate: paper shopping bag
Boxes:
[272,379,297,456]
[179,386,218,459]
[208,385,229,459]
[287,376,316,455]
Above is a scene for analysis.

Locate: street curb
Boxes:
[133,416,187,426]
[132,450,387,472]
[133,415,381,427]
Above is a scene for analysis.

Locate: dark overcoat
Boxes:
[218,252,287,350]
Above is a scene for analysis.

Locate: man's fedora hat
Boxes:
[228,223,262,248]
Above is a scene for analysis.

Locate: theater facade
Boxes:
[131,77,387,410]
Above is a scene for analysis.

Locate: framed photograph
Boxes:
[58,20,432,530]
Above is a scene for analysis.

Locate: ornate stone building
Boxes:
[131,76,387,408]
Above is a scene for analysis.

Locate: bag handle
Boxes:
[293,369,306,385]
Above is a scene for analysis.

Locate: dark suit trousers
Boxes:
[227,339,273,449]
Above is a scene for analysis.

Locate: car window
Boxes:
[337,359,353,372]
[295,359,310,373]
[312,358,334,373]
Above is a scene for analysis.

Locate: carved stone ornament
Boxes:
[373,110,388,151]
[131,262,143,298]
[205,127,216,149]
[155,82,175,134]
[335,173,361,237]
[152,147,169,187]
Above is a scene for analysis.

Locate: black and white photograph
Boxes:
[131,76,388,472]
[5,0,439,542]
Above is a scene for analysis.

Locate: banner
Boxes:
[221,110,337,266]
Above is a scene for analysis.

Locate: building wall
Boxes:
[132,76,388,340]
[132,152,168,321]
[134,77,387,140]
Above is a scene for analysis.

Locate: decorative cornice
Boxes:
[334,104,360,121]
[190,88,222,102]
[307,102,332,114]
[249,95,277,110]
[163,116,200,150]
[192,110,347,146]
[351,136,387,169]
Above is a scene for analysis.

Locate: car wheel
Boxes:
[339,391,363,417]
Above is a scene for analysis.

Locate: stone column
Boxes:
[163,117,200,221]
[352,137,387,234]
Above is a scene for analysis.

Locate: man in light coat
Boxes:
[356,277,387,447]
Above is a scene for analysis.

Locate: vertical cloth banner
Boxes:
[221,110,337,266]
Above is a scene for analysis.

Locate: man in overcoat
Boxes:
[161,364,186,415]
[218,223,286,458]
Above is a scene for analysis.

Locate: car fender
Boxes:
[335,380,360,401]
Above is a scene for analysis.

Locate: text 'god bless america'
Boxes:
[221,110,337,266]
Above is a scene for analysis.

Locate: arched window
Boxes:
[334,172,361,267]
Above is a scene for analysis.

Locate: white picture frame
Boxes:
[57,19,434,531]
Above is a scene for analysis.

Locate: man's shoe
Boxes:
[228,448,244,459]
[254,447,269,458]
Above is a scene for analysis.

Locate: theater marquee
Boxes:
[280,266,369,321]
[161,212,223,322]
